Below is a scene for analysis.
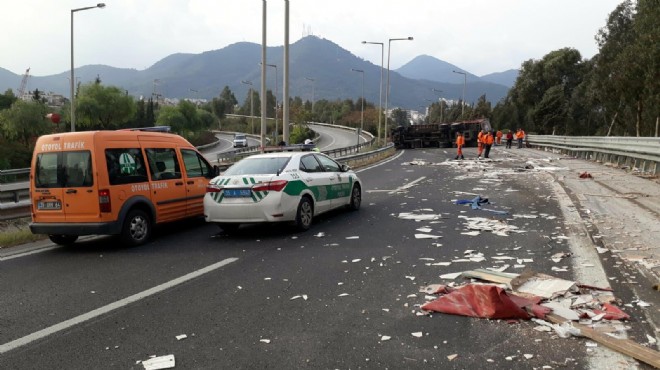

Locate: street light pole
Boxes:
[432,88,443,123]
[362,41,383,145]
[241,80,254,134]
[351,68,364,146]
[452,70,467,119]
[385,37,413,143]
[70,2,106,132]
[264,63,278,142]
[260,0,267,151]
[305,77,315,113]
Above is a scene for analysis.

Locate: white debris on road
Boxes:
[141,354,175,370]
[414,233,443,239]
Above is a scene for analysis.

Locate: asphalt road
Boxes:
[309,124,368,151]
[5,145,636,369]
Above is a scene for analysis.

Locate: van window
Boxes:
[181,149,212,178]
[145,148,182,180]
[35,151,93,188]
[105,148,148,185]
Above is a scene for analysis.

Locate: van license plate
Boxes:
[38,201,62,210]
[223,189,251,198]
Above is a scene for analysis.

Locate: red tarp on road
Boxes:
[421,284,532,320]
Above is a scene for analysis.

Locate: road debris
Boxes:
[175,334,187,341]
[415,268,660,368]
[260,339,271,344]
[458,216,523,236]
[141,354,175,370]
[414,233,442,239]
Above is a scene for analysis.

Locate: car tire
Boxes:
[121,209,151,246]
[48,234,78,246]
[294,196,314,231]
[348,184,361,211]
[217,223,240,234]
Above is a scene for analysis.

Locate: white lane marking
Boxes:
[387,176,427,194]
[0,257,238,354]
[0,246,59,261]
[356,150,405,173]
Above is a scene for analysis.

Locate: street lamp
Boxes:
[361,41,384,145]
[452,70,467,119]
[351,68,364,147]
[432,88,444,123]
[70,2,106,132]
[241,80,255,134]
[385,37,413,143]
[261,63,278,141]
[305,77,315,112]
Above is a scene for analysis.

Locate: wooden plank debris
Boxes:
[546,313,660,368]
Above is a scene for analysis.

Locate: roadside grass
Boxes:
[0,229,46,248]
[0,218,47,249]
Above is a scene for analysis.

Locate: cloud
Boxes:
[0,0,621,77]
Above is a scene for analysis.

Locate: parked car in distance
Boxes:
[233,134,248,148]
[204,148,362,233]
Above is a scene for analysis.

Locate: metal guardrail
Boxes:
[216,122,376,163]
[0,171,30,220]
[528,135,660,175]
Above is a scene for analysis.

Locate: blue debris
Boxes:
[455,195,508,215]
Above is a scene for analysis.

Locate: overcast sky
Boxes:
[1,0,622,78]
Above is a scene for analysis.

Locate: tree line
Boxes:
[0,80,374,169]
[493,0,656,136]
[425,0,657,137]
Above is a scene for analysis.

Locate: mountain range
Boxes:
[0,36,518,109]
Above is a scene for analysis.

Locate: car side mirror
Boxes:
[210,165,220,178]
[340,164,351,172]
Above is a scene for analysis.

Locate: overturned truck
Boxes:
[391,118,492,149]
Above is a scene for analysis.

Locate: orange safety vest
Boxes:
[456,135,465,147]
[496,131,502,139]
[484,133,494,145]
[477,131,484,144]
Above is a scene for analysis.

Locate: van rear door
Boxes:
[60,149,98,222]
[33,146,66,223]
[32,137,97,222]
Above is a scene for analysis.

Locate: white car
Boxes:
[233,134,248,148]
[204,150,362,233]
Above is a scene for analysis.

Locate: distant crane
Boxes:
[17,68,30,99]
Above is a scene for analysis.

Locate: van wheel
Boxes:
[348,184,361,211]
[217,223,240,234]
[49,235,78,246]
[294,196,313,231]
[121,209,151,246]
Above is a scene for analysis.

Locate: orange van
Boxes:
[29,128,217,246]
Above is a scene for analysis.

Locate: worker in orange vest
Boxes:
[495,130,503,145]
[516,128,526,149]
[454,131,465,160]
[483,131,495,158]
[477,130,485,159]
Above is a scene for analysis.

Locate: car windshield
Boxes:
[234,135,246,140]
[223,157,290,175]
